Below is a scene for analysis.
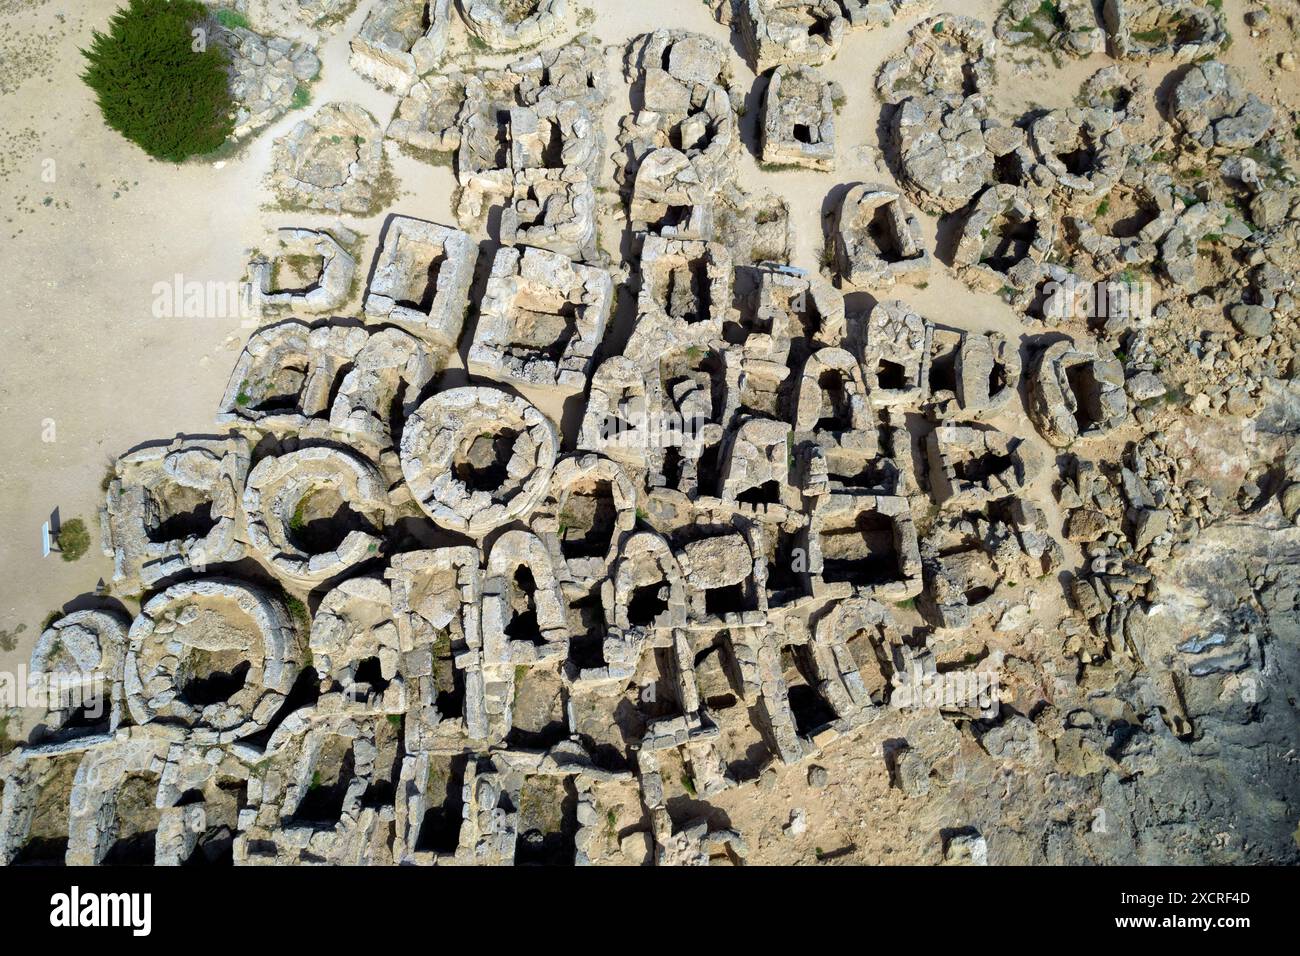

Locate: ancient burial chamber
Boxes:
[386,71,468,153]
[350,0,453,93]
[29,608,131,738]
[467,245,614,393]
[400,386,558,536]
[447,39,608,228]
[952,184,1056,302]
[247,226,358,315]
[1028,107,1128,201]
[924,328,1020,420]
[925,424,1039,508]
[269,103,386,214]
[217,22,321,140]
[308,574,407,712]
[217,321,368,435]
[738,0,847,73]
[363,216,477,347]
[1169,60,1275,152]
[891,93,995,215]
[1101,0,1227,62]
[385,547,490,744]
[242,446,388,584]
[807,492,923,603]
[858,299,932,407]
[530,453,638,593]
[875,14,996,106]
[459,0,570,51]
[499,167,599,262]
[1062,167,1178,277]
[101,434,251,589]
[620,30,742,238]
[394,744,634,866]
[833,183,931,288]
[217,320,436,451]
[234,712,404,864]
[123,578,304,744]
[635,235,734,341]
[995,0,1104,57]
[761,64,838,171]
[1028,338,1129,447]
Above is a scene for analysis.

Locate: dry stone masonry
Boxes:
[9,0,1300,868]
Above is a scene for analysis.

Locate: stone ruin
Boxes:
[363,216,477,347]
[247,226,358,315]
[217,320,437,452]
[218,23,321,140]
[243,446,389,584]
[468,246,614,391]
[102,435,251,590]
[124,577,304,744]
[1170,60,1275,153]
[269,103,386,214]
[761,65,839,171]
[995,0,1106,57]
[924,329,1020,421]
[44,0,1300,867]
[925,425,1038,508]
[1101,0,1227,62]
[350,0,454,93]
[738,1,847,73]
[1028,339,1129,447]
[876,14,996,106]
[620,30,741,239]
[952,184,1056,303]
[459,0,571,52]
[400,386,558,535]
[833,183,931,288]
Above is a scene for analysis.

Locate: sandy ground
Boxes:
[0,0,1285,766]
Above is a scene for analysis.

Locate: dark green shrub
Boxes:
[82,0,235,162]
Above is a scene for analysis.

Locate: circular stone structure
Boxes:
[124,578,304,742]
[400,386,558,536]
[460,0,568,52]
[243,446,387,583]
[31,609,131,726]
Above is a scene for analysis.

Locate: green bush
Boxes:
[82,0,235,162]
[57,518,91,562]
[214,8,250,29]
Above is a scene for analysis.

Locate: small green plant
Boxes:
[932,20,945,33]
[513,664,528,705]
[0,624,24,654]
[284,595,311,632]
[1095,198,1110,217]
[214,8,250,29]
[387,713,402,728]
[1130,28,1168,45]
[40,610,64,631]
[290,82,311,110]
[680,771,697,797]
[894,597,916,610]
[309,770,322,790]
[57,518,91,562]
